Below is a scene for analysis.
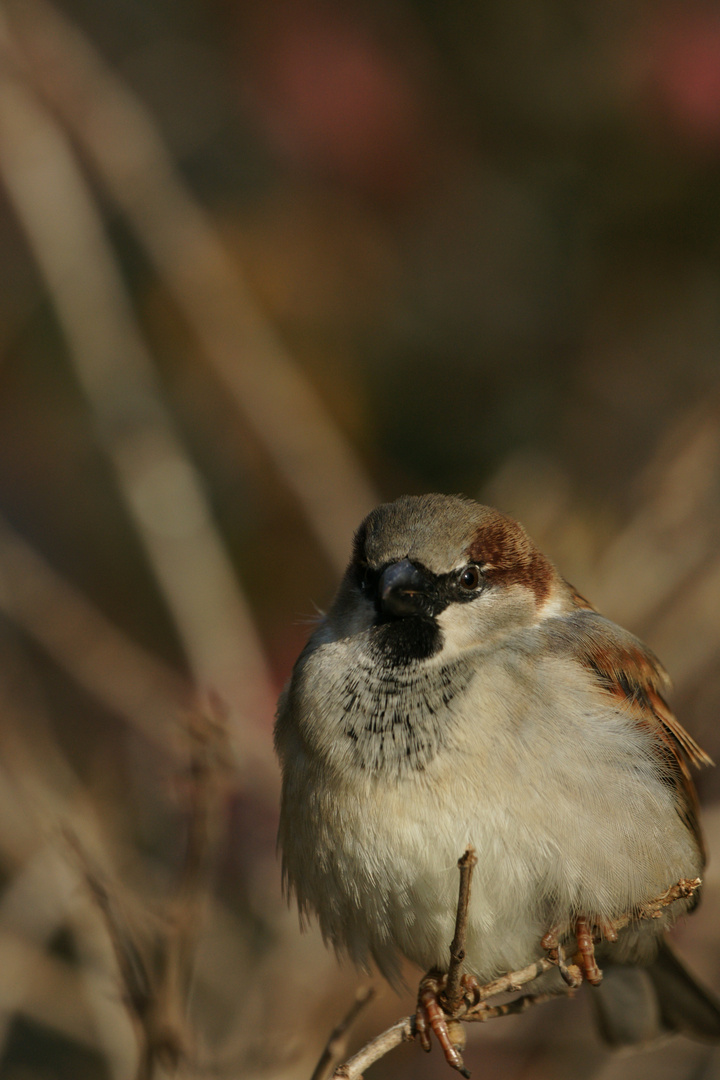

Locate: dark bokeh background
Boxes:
[0,1,719,1078]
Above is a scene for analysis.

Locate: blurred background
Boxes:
[0,0,719,1078]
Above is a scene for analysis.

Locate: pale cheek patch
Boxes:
[435,587,541,658]
[435,602,499,656]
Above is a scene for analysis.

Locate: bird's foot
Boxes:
[573,916,603,985]
[543,917,604,985]
[540,927,583,988]
[415,969,470,1078]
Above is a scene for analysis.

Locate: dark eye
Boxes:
[459,564,481,590]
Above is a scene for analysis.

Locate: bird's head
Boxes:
[330,493,566,664]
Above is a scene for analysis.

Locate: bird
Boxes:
[274,492,720,1072]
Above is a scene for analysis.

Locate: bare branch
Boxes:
[464,990,557,1023]
[311,986,375,1080]
[464,957,557,1009]
[443,848,477,1014]
[636,877,701,921]
[331,1016,415,1080]
[323,870,703,1078]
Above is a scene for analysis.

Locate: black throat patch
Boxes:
[339,654,474,775]
[369,614,444,665]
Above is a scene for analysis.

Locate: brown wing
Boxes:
[543,608,711,864]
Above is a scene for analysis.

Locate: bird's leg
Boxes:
[573,916,603,985]
[593,916,618,943]
[410,880,701,1074]
[541,928,583,988]
[415,970,470,1078]
[544,918,603,986]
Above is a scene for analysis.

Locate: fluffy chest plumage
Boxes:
[327,650,476,775]
[282,622,482,777]
[278,634,701,982]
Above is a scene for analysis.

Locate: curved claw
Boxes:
[415,972,470,1077]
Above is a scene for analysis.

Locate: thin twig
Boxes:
[331,1016,415,1080]
[0,842,91,1057]
[465,957,556,1008]
[464,991,557,1023]
[555,943,582,988]
[637,877,702,918]
[311,987,375,1080]
[443,848,477,1014]
[325,872,702,1078]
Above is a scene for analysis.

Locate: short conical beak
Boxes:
[379,558,429,617]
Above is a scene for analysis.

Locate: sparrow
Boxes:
[275,493,720,1068]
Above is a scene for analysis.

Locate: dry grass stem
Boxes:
[169,707,230,1020]
[590,406,720,632]
[0,50,276,762]
[62,710,228,1080]
[563,403,720,715]
[4,0,379,578]
[0,514,191,756]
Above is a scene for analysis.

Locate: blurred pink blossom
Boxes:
[648,7,720,146]
[237,2,429,194]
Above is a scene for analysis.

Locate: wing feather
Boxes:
[542,609,711,864]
